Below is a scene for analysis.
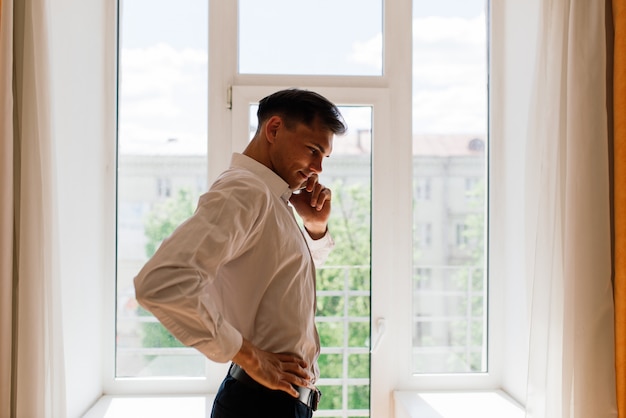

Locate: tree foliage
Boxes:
[144,188,196,258]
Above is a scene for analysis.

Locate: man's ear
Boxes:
[264,115,282,143]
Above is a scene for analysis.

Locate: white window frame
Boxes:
[102,0,531,416]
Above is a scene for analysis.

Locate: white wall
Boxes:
[49,1,117,416]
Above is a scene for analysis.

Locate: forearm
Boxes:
[304,223,328,240]
[134,267,242,363]
[231,338,313,398]
[232,338,258,368]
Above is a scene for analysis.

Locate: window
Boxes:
[411,0,488,376]
[415,223,432,248]
[156,177,171,198]
[456,223,468,247]
[238,0,382,75]
[115,0,209,382]
[415,178,432,201]
[112,0,493,415]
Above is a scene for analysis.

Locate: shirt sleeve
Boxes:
[304,229,335,267]
[133,178,263,363]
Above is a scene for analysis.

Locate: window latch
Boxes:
[370,317,386,353]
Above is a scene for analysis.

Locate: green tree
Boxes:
[140,188,196,349]
[144,188,196,258]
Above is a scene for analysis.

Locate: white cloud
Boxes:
[118,44,208,154]
[413,83,487,134]
[119,13,488,148]
[412,14,487,133]
[348,33,382,71]
[413,14,486,45]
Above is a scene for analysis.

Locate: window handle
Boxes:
[370,317,387,353]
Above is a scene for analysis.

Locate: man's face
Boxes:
[268,117,334,190]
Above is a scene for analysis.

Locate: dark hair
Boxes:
[256,88,347,135]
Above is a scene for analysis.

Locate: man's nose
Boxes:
[309,157,323,174]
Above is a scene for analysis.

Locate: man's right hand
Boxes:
[231,338,315,398]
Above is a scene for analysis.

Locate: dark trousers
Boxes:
[210,374,313,418]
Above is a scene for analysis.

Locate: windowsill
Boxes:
[83,395,216,418]
[84,391,525,418]
[394,390,525,418]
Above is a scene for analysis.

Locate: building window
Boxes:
[456,223,469,247]
[415,222,433,248]
[156,177,171,198]
[415,177,431,200]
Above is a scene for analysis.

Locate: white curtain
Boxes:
[524,1,617,417]
[0,0,66,416]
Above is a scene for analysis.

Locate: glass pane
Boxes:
[116,0,208,378]
[411,0,488,374]
[247,104,372,416]
[238,0,383,75]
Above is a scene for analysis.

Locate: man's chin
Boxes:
[290,181,307,192]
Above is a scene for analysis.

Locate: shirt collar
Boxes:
[230,153,293,202]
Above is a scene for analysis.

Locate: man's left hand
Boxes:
[289,174,331,240]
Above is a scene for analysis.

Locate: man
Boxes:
[134,88,347,418]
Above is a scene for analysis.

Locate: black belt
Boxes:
[229,363,321,411]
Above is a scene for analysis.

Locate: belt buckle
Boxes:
[311,388,321,411]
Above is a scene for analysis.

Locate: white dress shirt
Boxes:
[134,153,334,379]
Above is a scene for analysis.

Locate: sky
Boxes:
[117,0,487,155]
